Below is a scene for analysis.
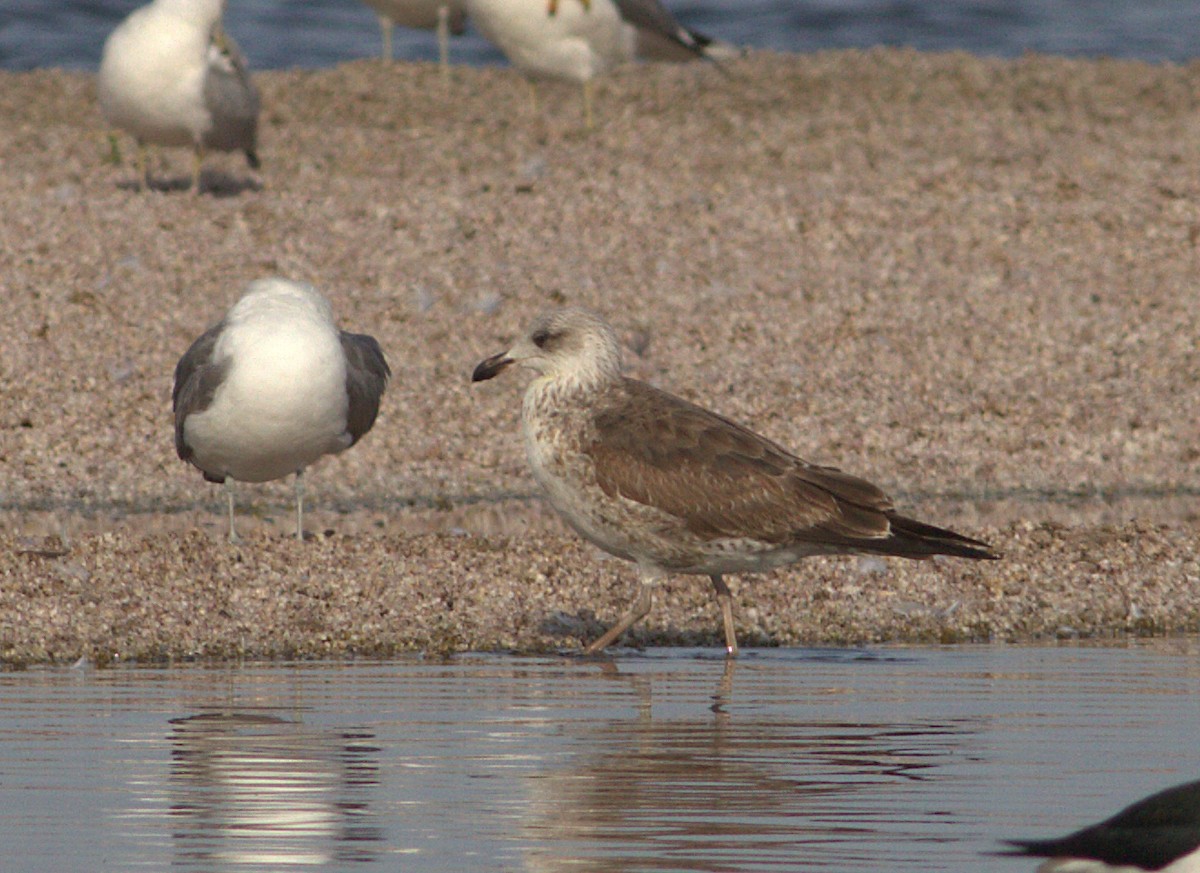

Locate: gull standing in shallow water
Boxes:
[359,0,467,74]
[464,0,740,127]
[173,279,390,542]
[1003,778,1200,872]
[98,0,260,193]
[473,307,998,655]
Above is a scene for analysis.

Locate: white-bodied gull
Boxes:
[464,0,741,126]
[98,0,260,192]
[472,306,997,655]
[1004,778,1200,872]
[173,278,390,542]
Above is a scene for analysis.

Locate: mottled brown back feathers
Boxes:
[586,379,997,560]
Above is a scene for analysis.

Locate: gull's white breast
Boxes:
[467,0,635,83]
[184,294,350,483]
[98,1,218,148]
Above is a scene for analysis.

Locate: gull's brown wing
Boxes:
[586,379,892,544]
[586,378,996,559]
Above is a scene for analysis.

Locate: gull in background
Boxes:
[473,307,997,655]
[464,0,741,127]
[98,0,260,193]
[359,0,467,75]
[173,278,389,542]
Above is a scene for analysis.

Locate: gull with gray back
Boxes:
[173,278,389,542]
[473,306,997,655]
[464,0,740,126]
[98,0,260,192]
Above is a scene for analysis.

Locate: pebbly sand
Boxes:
[1,49,1199,664]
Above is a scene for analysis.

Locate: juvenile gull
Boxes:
[473,307,997,655]
[1003,778,1200,872]
[359,0,467,73]
[98,0,260,193]
[464,0,739,126]
[173,278,390,542]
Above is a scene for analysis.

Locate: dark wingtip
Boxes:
[472,353,512,383]
[986,841,1040,859]
[948,533,1001,561]
[887,514,1001,561]
[938,535,1001,561]
[955,532,1001,561]
[685,27,745,72]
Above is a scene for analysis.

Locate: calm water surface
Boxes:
[2,642,1199,872]
[4,0,1200,70]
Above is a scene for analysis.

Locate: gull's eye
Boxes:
[532,328,556,349]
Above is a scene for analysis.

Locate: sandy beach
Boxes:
[2,49,1198,664]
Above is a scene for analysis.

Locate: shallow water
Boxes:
[3,642,1199,871]
[5,0,1200,71]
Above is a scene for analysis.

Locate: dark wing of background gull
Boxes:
[204,23,260,166]
[340,332,391,444]
[612,0,710,56]
[586,378,997,558]
[172,322,230,473]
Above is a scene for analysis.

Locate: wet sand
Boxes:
[2,50,1199,663]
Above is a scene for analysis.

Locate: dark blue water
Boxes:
[3,0,1200,72]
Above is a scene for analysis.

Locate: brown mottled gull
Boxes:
[473,306,997,655]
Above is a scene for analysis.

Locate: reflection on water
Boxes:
[525,712,976,870]
[519,661,972,871]
[0,643,1198,872]
[163,713,382,868]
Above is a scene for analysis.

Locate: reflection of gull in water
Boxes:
[359,0,467,71]
[98,0,260,193]
[464,0,742,126]
[520,662,976,871]
[168,713,382,867]
[1004,778,1200,873]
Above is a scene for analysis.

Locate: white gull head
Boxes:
[471,306,622,391]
